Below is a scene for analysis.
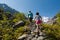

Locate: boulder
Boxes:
[18,34,27,40]
[13,21,25,28]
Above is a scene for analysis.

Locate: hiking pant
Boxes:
[29,17,33,23]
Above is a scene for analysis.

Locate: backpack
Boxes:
[28,13,33,18]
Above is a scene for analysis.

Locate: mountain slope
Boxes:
[0,4,19,14]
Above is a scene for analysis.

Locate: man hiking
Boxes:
[28,11,33,23]
[28,11,33,34]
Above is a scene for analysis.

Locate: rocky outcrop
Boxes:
[13,21,25,28]
[46,16,57,25]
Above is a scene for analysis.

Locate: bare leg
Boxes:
[37,24,39,33]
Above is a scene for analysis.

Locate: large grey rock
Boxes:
[18,34,27,40]
[37,36,45,40]
[13,21,25,28]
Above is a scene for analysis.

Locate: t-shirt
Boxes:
[34,15,42,20]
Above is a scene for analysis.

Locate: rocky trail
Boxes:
[18,23,47,40]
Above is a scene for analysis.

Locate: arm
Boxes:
[34,16,36,21]
[28,14,29,18]
[31,13,33,18]
[40,16,42,20]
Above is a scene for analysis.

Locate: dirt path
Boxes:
[18,23,47,40]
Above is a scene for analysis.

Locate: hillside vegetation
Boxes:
[42,12,60,40]
[0,8,60,40]
[0,8,26,40]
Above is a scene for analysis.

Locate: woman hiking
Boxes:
[34,12,42,37]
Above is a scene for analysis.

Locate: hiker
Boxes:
[28,11,33,33]
[34,12,42,36]
[28,11,33,23]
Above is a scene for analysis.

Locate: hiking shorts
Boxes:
[35,20,42,24]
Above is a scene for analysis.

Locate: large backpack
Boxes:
[28,13,33,18]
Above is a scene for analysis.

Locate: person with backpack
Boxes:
[34,12,42,37]
[28,11,33,23]
[28,11,33,33]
